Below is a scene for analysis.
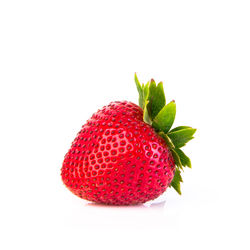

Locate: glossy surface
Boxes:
[61,101,175,204]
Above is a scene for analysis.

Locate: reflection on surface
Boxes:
[85,200,166,210]
[63,194,173,228]
[71,199,168,228]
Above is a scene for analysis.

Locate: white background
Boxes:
[0,0,250,249]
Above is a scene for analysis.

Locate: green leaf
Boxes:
[175,148,192,168]
[168,128,196,148]
[142,81,150,108]
[171,148,183,170]
[159,132,175,149]
[170,126,192,133]
[147,80,166,119]
[152,101,176,133]
[134,73,143,108]
[170,169,183,195]
[143,100,152,125]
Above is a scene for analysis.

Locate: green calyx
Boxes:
[135,73,196,195]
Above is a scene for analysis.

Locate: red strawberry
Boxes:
[61,74,196,205]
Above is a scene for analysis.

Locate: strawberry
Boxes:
[61,74,196,205]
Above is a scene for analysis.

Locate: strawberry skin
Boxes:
[61,101,175,205]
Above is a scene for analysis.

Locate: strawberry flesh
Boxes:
[61,101,175,205]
